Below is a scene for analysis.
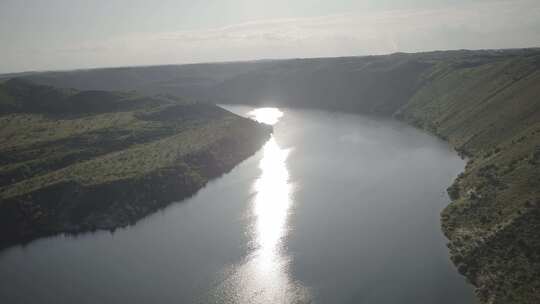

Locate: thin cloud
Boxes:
[3,0,539,73]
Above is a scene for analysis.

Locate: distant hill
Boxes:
[0,80,271,249]
[17,49,540,114]
[0,78,179,115]
[4,48,540,303]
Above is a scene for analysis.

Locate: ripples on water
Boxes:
[204,108,311,303]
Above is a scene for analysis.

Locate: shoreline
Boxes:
[0,127,272,250]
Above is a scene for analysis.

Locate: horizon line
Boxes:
[1,46,539,77]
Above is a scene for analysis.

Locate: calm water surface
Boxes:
[0,106,475,304]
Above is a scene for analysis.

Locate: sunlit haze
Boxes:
[1,0,539,73]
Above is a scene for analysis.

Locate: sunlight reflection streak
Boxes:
[204,107,310,303]
[253,137,291,270]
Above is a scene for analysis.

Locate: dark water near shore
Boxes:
[0,106,475,304]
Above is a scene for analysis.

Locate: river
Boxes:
[0,106,475,304]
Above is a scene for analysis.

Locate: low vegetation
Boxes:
[398,54,540,304]
[0,79,271,248]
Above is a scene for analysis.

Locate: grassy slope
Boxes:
[0,80,271,248]
[397,54,540,304]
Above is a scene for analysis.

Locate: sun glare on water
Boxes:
[204,107,310,303]
[248,108,284,125]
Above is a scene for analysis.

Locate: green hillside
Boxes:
[0,80,271,248]
[397,54,540,304]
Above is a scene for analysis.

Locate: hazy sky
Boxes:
[1,0,539,73]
